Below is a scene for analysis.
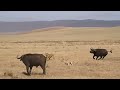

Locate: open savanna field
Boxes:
[0,26,120,79]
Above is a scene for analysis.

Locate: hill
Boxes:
[1,19,120,32]
[0,26,120,42]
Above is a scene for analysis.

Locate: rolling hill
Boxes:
[0,26,120,42]
[1,19,120,33]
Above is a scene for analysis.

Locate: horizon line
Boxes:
[0,19,120,22]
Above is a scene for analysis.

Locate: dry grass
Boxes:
[0,26,120,79]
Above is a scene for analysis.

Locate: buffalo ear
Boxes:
[91,48,96,51]
[17,56,20,59]
[45,53,48,57]
[110,50,112,53]
[17,55,21,59]
[90,47,93,50]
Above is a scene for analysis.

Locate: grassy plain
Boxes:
[0,26,120,79]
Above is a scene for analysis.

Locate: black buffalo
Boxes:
[90,48,112,60]
[17,53,49,75]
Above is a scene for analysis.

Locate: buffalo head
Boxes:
[45,53,54,61]
[90,48,96,53]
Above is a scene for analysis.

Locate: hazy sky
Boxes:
[0,11,120,22]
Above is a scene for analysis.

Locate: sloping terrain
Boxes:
[0,26,120,42]
[1,19,120,32]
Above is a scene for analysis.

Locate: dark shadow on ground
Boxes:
[22,72,44,76]
[22,72,31,76]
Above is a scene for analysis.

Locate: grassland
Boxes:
[0,26,120,79]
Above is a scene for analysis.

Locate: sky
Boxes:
[0,11,120,22]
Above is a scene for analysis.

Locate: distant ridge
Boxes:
[0,19,120,32]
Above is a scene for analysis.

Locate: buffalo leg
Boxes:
[98,56,102,60]
[43,66,46,75]
[26,66,30,75]
[29,66,33,74]
[101,56,104,60]
[93,55,95,59]
[96,56,99,60]
[102,55,106,59]
[40,65,46,75]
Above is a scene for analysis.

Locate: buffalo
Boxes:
[17,53,53,75]
[90,48,112,60]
